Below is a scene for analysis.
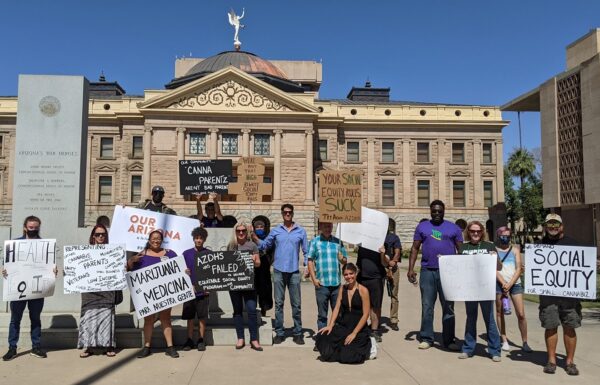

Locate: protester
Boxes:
[357,244,386,343]
[251,204,308,345]
[307,222,348,350]
[136,185,177,215]
[252,215,274,316]
[2,216,57,361]
[227,221,262,351]
[407,200,462,350]
[537,214,582,375]
[495,226,532,353]
[315,263,372,364]
[457,221,502,362]
[382,218,402,331]
[77,224,117,358]
[195,193,223,227]
[181,227,211,352]
[127,230,179,358]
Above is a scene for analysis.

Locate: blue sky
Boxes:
[2,0,599,161]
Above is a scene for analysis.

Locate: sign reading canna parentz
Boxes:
[178,160,232,195]
[196,250,255,291]
[319,170,362,223]
[63,244,127,294]
[524,244,597,299]
[3,239,57,301]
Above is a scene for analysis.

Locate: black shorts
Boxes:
[181,296,209,320]
[359,278,384,309]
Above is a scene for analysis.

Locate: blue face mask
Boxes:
[498,235,510,244]
[255,228,266,239]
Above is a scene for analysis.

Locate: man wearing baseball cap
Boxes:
[537,213,582,375]
[136,185,177,215]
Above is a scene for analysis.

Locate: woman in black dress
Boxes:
[252,215,274,316]
[315,263,372,364]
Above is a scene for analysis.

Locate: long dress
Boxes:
[315,285,371,364]
[77,291,116,349]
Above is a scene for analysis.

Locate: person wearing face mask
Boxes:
[495,226,531,354]
[136,185,177,215]
[252,216,273,316]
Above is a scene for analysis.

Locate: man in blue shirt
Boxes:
[252,204,308,345]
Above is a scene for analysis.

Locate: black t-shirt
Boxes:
[357,246,385,279]
[201,216,223,228]
[539,235,581,247]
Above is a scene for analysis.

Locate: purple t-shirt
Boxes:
[413,220,462,268]
[182,246,211,297]
[132,249,177,271]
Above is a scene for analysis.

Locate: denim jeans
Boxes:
[8,298,44,348]
[315,285,339,330]
[273,269,302,337]
[419,268,455,346]
[229,290,258,341]
[462,300,501,357]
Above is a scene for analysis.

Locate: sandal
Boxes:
[565,363,579,376]
[79,350,92,358]
[105,349,116,357]
[543,362,557,374]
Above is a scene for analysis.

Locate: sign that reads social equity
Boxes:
[3,239,57,301]
[179,160,232,195]
[196,250,254,291]
[319,170,362,223]
[63,244,127,294]
[126,255,194,319]
[524,244,597,299]
[439,254,497,301]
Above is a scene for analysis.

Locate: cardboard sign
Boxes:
[109,206,199,255]
[524,243,597,299]
[439,254,497,301]
[229,157,271,202]
[319,170,362,223]
[63,244,127,294]
[179,160,232,195]
[126,255,195,319]
[3,239,57,301]
[196,250,254,291]
[335,207,388,252]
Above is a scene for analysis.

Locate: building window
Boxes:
[98,176,112,203]
[318,139,328,161]
[453,180,466,207]
[131,175,142,203]
[382,180,395,206]
[484,180,494,207]
[132,136,143,158]
[417,180,430,207]
[189,133,206,155]
[254,134,270,155]
[482,143,493,163]
[452,143,465,163]
[382,142,395,163]
[417,142,429,162]
[100,137,113,159]
[347,141,359,162]
[222,133,238,155]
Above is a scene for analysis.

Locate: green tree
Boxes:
[507,148,536,188]
[520,172,548,240]
[504,166,522,230]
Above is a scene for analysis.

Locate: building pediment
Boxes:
[138,66,317,114]
[378,168,400,176]
[481,169,496,176]
[94,165,118,173]
[413,169,434,177]
[448,170,470,177]
[127,162,144,172]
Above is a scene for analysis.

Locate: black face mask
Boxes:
[26,229,39,238]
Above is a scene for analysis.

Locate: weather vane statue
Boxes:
[228,8,245,50]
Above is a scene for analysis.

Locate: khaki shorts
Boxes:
[539,296,582,329]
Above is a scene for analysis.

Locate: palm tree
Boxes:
[507,148,536,188]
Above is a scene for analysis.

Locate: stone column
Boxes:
[305,130,314,202]
[473,140,482,207]
[495,140,504,203]
[176,127,186,198]
[209,128,219,158]
[273,129,282,202]
[143,124,153,197]
[367,138,376,205]
[242,128,250,157]
[402,140,411,206]
[437,139,446,202]
[85,134,92,202]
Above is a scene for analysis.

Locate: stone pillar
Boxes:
[402,140,411,206]
[6,134,14,201]
[209,128,219,158]
[85,134,92,202]
[176,127,186,198]
[437,139,446,202]
[367,138,376,205]
[273,129,282,202]
[242,128,250,157]
[473,140,482,207]
[496,140,504,203]
[143,124,153,197]
[305,130,314,202]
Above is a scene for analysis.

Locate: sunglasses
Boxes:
[468,229,482,234]
[93,233,107,237]
[545,223,561,229]
[282,211,293,215]
[236,229,247,233]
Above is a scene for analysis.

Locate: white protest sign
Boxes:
[3,239,57,301]
[63,244,127,294]
[126,255,195,319]
[335,207,388,252]
[524,243,597,299]
[109,206,199,255]
[439,254,497,301]
[204,228,232,252]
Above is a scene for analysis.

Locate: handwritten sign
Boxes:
[3,239,57,301]
[229,157,271,202]
[524,244,597,299]
[196,250,254,291]
[439,254,497,301]
[109,206,199,255]
[179,159,232,195]
[126,255,194,319]
[63,244,127,294]
[319,170,362,223]
[335,207,387,252]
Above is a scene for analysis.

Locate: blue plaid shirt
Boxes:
[307,235,347,287]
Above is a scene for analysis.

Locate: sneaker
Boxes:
[522,341,533,353]
[502,341,510,352]
[543,362,557,374]
[182,338,194,351]
[136,347,151,358]
[293,335,305,345]
[30,347,47,358]
[273,335,285,345]
[197,340,206,351]
[165,346,179,358]
[565,363,579,376]
[458,353,471,359]
[2,347,17,361]
[446,342,460,351]
[492,355,502,362]
[389,323,399,331]
[418,341,432,350]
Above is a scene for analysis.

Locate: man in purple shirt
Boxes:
[407,200,462,351]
